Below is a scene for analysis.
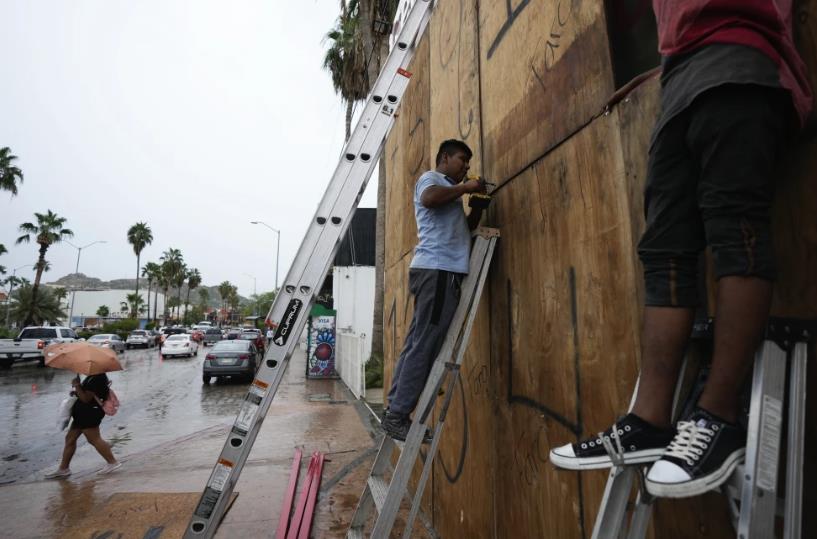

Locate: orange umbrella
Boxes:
[44,342,123,375]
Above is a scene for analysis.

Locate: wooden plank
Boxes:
[478,0,615,183]
[487,112,641,538]
[384,33,431,270]
[426,2,495,537]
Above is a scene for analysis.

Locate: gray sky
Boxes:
[1,0,378,298]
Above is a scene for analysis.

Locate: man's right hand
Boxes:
[463,178,487,194]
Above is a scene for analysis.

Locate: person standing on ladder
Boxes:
[382,139,487,441]
[549,0,811,498]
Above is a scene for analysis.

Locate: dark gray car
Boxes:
[203,327,223,346]
[202,340,259,384]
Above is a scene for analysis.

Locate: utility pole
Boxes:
[250,221,281,292]
[65,240,107,327]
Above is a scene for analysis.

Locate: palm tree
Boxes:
[185,268,201,321]
[0,147,24,196]
[126,292,145,316]
[323,0,369,141]
[96,305,110,318]
[16,210,73,325]
[217,281,232,326]
[198,287,209,308]
[142,262,161,325]
[127,223,153,318]
[160,248,183,324]
[9,285,64,326]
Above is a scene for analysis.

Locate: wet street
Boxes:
[0,345,250,485]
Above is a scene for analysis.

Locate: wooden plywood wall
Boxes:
[381,0,817,537]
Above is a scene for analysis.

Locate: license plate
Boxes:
[218,358,234,365]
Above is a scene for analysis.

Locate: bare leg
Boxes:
[698,276,772,422]
[82,428,117,464]
[59,429,82,470]
[631,306,695,428]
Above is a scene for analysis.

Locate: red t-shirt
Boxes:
[653,0,813,126]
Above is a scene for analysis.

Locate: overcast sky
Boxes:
[1,0,378,298]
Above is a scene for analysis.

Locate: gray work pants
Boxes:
[387,268,462,416]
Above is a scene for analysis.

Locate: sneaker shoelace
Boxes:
[663,420,714,466]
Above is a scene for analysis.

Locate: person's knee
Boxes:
[704,214,775,280]
[638,249,700,307]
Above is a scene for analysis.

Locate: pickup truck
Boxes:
[0,326,78,369]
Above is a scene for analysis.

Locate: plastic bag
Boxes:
[102,389,119,416]
[57,395,77,431]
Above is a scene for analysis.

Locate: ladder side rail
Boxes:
[369,233,496,538]
[783,341,807,539]
[738,340,787,539]
[625,489,652,539]
[347,437,399,536]
[402,365,461,539]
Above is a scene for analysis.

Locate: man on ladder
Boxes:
[549,0,811,499]
[382,138,487,441]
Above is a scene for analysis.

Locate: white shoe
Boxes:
[98,462,122,475]
[44,467,71,479]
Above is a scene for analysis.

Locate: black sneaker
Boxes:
[646,408,745,498]
[549,413,675,470]
[381,410,433,443]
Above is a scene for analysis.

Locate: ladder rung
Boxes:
[368,476,390,514]
[345,528,364,539]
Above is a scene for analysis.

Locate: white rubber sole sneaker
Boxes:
[44,468,71,479]
[97,462,122,475]
[645,448,745,498]
[549,445,666,470]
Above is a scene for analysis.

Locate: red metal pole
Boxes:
[297,452,325,539]
[275,448,303,539]
[286,453,317,539]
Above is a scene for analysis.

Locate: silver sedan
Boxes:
[87,333,127,354]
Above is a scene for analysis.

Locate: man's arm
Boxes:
[420,178,484,208]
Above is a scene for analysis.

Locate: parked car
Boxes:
[189,329,204,343]
[202,339,260,384]
[87,333,126,354]
[0,326,78,368]
[239,329,265,355]
[203,328,223,346]
[126,330,156,349]
[161,334,199,358]
[225,329,241,340]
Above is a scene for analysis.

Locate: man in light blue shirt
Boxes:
[383,139,486,441]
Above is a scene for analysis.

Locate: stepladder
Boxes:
[592,317,813,539]
[183,1,439,537]
[347,228,500,539]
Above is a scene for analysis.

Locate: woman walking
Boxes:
[45,374,121,478]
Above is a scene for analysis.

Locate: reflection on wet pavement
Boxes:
[0,346,250,484]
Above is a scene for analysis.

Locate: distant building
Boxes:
[59,288,174,328]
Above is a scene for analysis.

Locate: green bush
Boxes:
[365,352,384,389]
[0,327,16,339]
[145,322,156,330]
[101,319,140,340]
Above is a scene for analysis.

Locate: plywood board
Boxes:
[426,3,495,535]
[487,112,641,537]
[384,34,431,270]
[478,0,615,183]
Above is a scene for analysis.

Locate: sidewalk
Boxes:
[0,352,389,538]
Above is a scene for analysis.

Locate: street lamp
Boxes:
[250,221,281,291]
[65,239,107,326]
[243,273,257,316]
[4,264,34,328]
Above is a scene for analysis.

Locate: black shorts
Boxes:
[70,400,105,430]
[636,84,791,307]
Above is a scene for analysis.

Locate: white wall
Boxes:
[332,266,375,398]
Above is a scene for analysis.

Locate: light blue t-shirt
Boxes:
[409,170,470,274]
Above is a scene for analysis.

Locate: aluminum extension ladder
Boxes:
[592,318,812,539]
[347,228,499,539]
[183,2,438,537]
